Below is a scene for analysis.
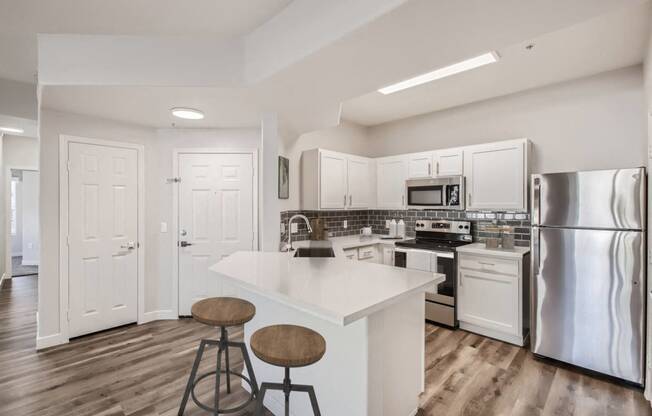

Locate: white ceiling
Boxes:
[11,0,652,135]
[0,0,292,83]
[41,86,263,129]
[341,1,651,126]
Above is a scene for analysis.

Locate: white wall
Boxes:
[3,135,39,168]
[38,108,261,342]
[279,120,371,211]
[10,178,22,256]
[21,171,39,265]
[366,66,647,173]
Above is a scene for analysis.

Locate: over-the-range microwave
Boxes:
[406,176,465,210]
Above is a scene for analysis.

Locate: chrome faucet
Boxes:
[284,214,313,251]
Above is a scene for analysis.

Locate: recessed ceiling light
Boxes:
[378,51,500,95]
[0,126,24,134]
[171,107,204,120]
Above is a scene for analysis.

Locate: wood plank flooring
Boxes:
[1,276,650,416]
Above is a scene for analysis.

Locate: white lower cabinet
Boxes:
[382,246,394,266]
[457,247,530,346]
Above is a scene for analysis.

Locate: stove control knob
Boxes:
[458,225,463,229]
[464,225,470,229]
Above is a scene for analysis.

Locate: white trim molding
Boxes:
[140,309,178,324]
[58,134,146,344]
[36,332,68,350]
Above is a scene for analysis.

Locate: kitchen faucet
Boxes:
[283,214,313,251]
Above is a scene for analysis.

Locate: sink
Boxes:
[293,247,335,258]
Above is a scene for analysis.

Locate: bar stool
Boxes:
[251,324,326,416]
[178,297,259,415]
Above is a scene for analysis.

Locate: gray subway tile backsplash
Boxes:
[281,209,531,246]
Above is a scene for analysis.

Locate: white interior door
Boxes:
[178,152,255,315]
[68,142,139,338]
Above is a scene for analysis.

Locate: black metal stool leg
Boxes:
[221,327,231,394]
[306,386,322,416]
[254,383,269,416]
[179,339,208,415]
[214,345,222,415]
[283,367,291,416]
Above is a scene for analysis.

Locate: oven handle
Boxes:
[394,247,454,258]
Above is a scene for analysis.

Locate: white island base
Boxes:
[210,252,440,416]
[238,288,425,416]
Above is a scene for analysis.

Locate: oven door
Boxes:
[407,184,444,208]
[428,252,455,306]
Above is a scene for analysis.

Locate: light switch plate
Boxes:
[280,223,286,234]
[160,222,168,233]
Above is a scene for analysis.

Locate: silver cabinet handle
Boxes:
[468,193,472,207]
[427,162,431,176]
[458,270,462,287]
[436,161,439,175]
[479,261,495,266]
[349,195,352,205]
[343,195,346,206]
[402,195,405,206]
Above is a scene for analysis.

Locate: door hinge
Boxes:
[66,310,70,321]
[166,177,181,184]
[66,235,70,246]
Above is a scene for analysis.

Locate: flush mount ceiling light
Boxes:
[171,107,205,120]
[378,51,500,95]
[0,126,24,134]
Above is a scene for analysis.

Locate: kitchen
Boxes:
[1,1,652,416]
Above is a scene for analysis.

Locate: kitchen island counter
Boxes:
[210,251,441,416]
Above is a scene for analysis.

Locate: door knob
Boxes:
[179,241,193,247]
[120,242,136,250]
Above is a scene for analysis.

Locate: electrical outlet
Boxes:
[385,220,390,228]
[280,222,286,234]
[291,223,298,233]
[343,220,348,229]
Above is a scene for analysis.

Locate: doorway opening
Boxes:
[7,169,39,278]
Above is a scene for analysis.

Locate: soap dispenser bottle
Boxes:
[397,219,406,238]
[389,219,397,237]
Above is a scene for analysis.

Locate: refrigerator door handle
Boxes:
[530,226,540,351]
[532,176,541,225]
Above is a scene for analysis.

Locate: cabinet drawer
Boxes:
[459,255,518,276]
[343,248,357,260]
[358,245,376,260]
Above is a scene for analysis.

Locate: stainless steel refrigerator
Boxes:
[531,168,646,385]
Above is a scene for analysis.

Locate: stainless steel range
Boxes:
[394,219,472,327]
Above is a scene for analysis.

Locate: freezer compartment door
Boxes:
[531,227,645,384]
[531,168,645,230]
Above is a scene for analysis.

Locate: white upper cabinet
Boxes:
[434,148,464,176]
[407,151,434,179]
[319,150,348,209]
[376,155,408,209]
[464,139,529,212]
[347,155,373,209]
[301,149,374,210]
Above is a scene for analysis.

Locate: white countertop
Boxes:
[457,242,530,258]
[209,251,443,326]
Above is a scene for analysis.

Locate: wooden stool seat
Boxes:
[250,324,326,368]
[191,297,255,327]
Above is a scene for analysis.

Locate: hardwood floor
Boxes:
[1,276,650,416]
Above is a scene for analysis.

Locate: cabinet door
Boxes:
[320,151,347,209]
[382,246,394,266]
[434,148,463,176]
[347,156,372,208]
[408,152,434,179]
[376,155,408,208]
[464,141,525,211]
[458,268,519,336]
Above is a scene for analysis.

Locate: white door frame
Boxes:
[5,165,38,279]
[59,135,146,341]
[172,148,258,317]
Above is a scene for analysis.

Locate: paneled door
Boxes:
[68,142,139,338]
[178,153,255,315]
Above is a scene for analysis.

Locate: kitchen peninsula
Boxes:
[210,251,443,416]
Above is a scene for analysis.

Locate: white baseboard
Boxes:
[36,332,68,350]
[459,322,525,347]
[140,309,178,324]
